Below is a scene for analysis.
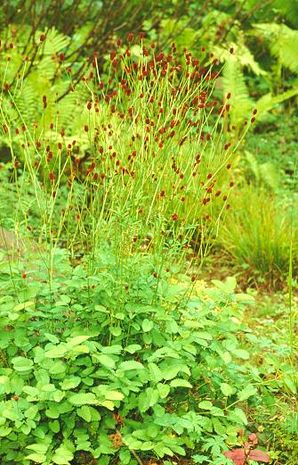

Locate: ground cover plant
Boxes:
[0,251,268,464]
[0,1,297,465]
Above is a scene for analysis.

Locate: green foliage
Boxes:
[218,46,254,126]
[242,294,298,465]
[219,187,298,281]
[254,23,298,73]
[0,26,87,130]
[244,151,280,191]
[0,0,158,76]
[255,88,298,119]
[270,0,298,27]
[0,250,258,464]
[213,33,298,126]
[244,114,298,192]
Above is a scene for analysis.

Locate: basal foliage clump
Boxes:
[0,250,260,465]
[218,186,298,285]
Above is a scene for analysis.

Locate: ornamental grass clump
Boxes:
[219,187,298,287]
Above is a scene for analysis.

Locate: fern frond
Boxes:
[256,87,298,116]
[37,28,71,79]
[236,43,267,77]
[254,23,298,72]
[245,150,280,190]
[13,81,39,124]
[214,41,263,124]
[224,59,252,122]
[272,0,298,28]
[220,52,253,125]
[54,82,89,130]
[214,40,266,77]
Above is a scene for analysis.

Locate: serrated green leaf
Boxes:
[77,405,101,422]
[105,390,124,401]
[170,378,192,388]
[219,351,232,363]
[199,400,213,410]
[212,418,226,435]
[66,335,91,347]
[192,454,209,463]
[11,356,34,372]
[97,354,116,369]
[195,331,213,340]
[77,405,91,422]
[119,449,131,464]
[23,386,39,398]
[0,426,12,437]
[234,349,250,360]
[45,345,68,358]
[237,385,257,401]
[110,326,122,336]
[161,365,181,380]
[13,301,35,311]
[118,360,144,371]
[124,344,142,354]
[25,453,47,463]
[220,383,236,397]
[148,362,163,383]
[233,407,248,425]
[142,319,154,332]
[60,376,81,390]
[45,405,60,419]
[49,420,60,433]
[26,443,49,454]
[48,360,66,375]
[100,400,115,410]
[157,383,170,399]
[56,294,71,305]
[44,333,60,344]
[25,405,39,419]
[138,387,159,412]
[68,393,98,406]
[52,444,74,464]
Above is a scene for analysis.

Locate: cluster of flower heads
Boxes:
[1,32,257,231]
